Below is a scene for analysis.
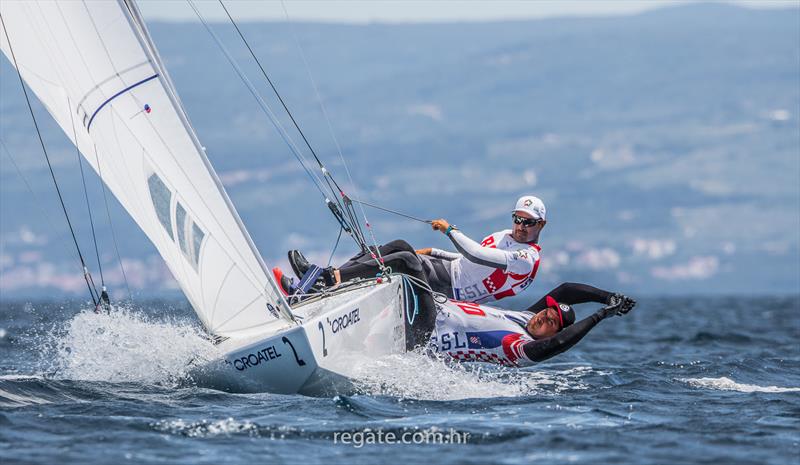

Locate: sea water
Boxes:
[1,296,798,464]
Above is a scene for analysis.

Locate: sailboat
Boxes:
[0,1,411,395]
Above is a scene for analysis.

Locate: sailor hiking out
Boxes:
[277,195,547,304]
[420,194,547,304]
[427,282,636,367]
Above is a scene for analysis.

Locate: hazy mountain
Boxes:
[1,3,798,299]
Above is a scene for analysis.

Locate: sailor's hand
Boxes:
[431,219,450,233]
[606,293,637,316]
[415,248,432,255]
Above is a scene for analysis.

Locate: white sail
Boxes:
[0,0,294,337]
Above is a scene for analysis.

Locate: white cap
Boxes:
[513,195,546,220]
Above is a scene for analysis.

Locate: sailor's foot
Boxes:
[288,250,312,279]
[288,250,340,288]
[272,267,297,296]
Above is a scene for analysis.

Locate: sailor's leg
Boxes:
[338,241,423,282]
[418,255,453,297]
[336,239,417,271]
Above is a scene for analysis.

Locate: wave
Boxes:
[0,375,53,407]
[0,375,93,408]
[680,377,800,393]
[688,331,754,343]
[40,305,221,386]
[348,351,603,400]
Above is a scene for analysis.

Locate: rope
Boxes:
[93,144,134,302]
[0,140,62,245]
[67,96,105,287]
[216,0,375,258]
[327,226,343,267]
[282,0,380,259]
[217,1,338,191]
[401,274,419,326]
[350,198,433,224]
[212,2,346,205]
[393,271,448,303]
[186,0,331,205]
[2,14,99,307]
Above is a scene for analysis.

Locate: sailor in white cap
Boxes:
[285,195,546,310]
[419,195,547,303]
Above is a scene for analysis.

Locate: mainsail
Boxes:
[0,0,294,337]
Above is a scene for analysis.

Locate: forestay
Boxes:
[0,0,294,337]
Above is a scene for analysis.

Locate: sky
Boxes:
[138,0,795,23]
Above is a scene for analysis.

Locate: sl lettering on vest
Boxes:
[233,345,282,371]
[327,308,361,334]
[451,230,541,303]
[428,300,537,367]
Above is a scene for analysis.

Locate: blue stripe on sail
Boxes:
[86,73,159,131]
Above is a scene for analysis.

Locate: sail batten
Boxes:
[1,0,294,336]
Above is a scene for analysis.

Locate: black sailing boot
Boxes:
[288,250,337,290]
[288,250,312,279]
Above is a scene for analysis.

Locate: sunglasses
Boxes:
[512,214,541,227]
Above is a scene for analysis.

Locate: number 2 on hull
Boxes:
[318,321,328,357]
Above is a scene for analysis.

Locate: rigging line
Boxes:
[1,13,99,306]
[186,0,331,205]
[67,96,105,286]
[218,0,343,191]
[93,143,133,302]
[216,0,366,249]
[0,142,103,302]
[0,140,63,243]
[350,198,433,224]
[278,0,382,255]
[204,1,369,254]
[327,226,344,267]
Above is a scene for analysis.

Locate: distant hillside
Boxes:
[1,3,798,299]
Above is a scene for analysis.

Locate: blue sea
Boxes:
[1,296,798,464]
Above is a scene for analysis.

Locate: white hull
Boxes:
[192,279,408,396]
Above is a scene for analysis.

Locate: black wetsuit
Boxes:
[338,239,451,294]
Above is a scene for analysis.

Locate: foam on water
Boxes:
[680,377,800,393]
[44,305,221,385]
[349,350,600,400]
[153,418,261,438]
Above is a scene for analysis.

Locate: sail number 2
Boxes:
[317,308,361,358]
[318,321,328,357]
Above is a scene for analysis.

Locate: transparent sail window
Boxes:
[175,202,189,256]
[147,173,173,239]
[191,223,205,266]
[174,200,204,269]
